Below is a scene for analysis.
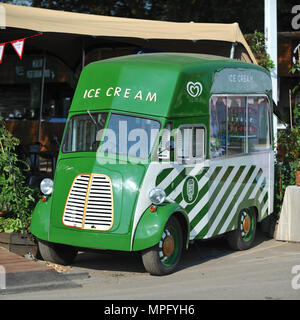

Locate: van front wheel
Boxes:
[142,216,183,276]
[37,239,78,265]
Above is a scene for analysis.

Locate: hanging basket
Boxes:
[295,170,300,187]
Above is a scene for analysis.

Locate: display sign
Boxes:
[83,87,157,103]
[211,68,272,93]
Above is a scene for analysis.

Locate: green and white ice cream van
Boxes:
[30,53,274,275]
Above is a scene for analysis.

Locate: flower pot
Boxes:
[296,170,300,186]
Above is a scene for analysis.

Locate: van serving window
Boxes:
[210,95,271,158]
[247,97,271,152]
[210,97,226,158]
[227,96,247,156]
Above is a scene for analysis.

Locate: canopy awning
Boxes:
[1,3,257,69]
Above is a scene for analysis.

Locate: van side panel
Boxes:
[152,152,273,241]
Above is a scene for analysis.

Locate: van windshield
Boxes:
[62,112,160,158]
[62,112,108,153]
[99,114,160,159]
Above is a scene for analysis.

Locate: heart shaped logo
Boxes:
[186,81,203,97]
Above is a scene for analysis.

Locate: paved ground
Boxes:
[0,245,89,295]
[1,229,300,300]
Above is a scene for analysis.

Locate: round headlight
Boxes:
[149,187,166,205]
[40,178,53,195]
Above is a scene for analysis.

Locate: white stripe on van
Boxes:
[217,166,260,235]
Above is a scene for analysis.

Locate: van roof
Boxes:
[70,53,271,118]
[88,52,260,70]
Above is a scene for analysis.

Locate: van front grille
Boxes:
[63,174,113,231]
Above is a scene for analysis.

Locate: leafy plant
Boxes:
[275,101,300,215]
[289,62,300,97]
[244,31,275,71]
[0,116,39,233]
[0,217,23,233]
[294,160,300,172]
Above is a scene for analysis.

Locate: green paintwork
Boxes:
[30,52,272,254]
[70,53,270,118]
[30,197,52,241]
[50,155,146,250]
[132,202,189,251]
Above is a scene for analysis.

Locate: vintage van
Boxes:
[30,53,274,275]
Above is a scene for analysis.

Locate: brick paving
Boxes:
[0,246,52,274]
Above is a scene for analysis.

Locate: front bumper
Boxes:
[49,225,132,251]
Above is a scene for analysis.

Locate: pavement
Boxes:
[0,228,300,299]
[0,246,90,295]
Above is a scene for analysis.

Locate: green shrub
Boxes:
[0,117,39,233]
[244,31,275,71]
[275,103,300,215]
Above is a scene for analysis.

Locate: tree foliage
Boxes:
[28,0,299,34]
[244,31,275,70]
[3,0,298,33]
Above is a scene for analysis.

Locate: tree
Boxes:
[29,0,299,34]
[4,0,299,34]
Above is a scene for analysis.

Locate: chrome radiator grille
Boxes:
[63,174,113,231]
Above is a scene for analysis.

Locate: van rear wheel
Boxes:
[37,239,78,265]
[227,208,257,251]
[142,216,183,276]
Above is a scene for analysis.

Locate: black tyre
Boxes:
[227,208,257,251]
[142,216,183,276]
[38,239,78,265]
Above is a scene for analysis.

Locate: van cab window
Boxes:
[177,126,205,164]
[157,122,172,161]
[62,112,108,153]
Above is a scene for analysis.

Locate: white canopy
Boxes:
[1,3,257,67]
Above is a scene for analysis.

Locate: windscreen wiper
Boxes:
[87,109,97,126]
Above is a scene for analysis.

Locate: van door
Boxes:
[165,119,209,240]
